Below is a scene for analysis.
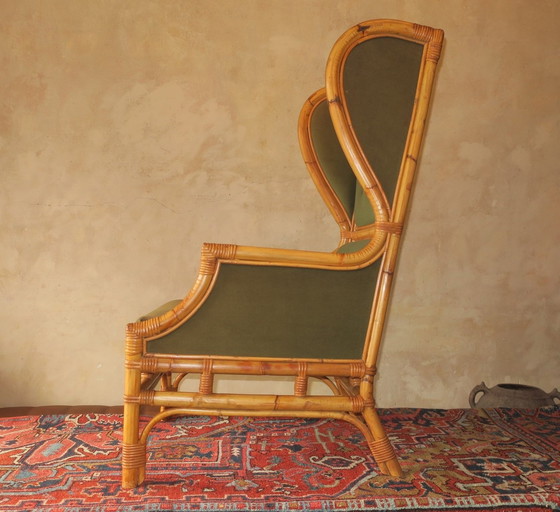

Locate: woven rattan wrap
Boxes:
[121,443,146,469]
[369,436,397,463]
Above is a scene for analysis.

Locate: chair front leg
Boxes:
[122,332,147,488]
[122,401,146,487]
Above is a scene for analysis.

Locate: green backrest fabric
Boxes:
[310,37,422,228]
[353,186,376,226]
[148,262,380,359]
[343,36,423,208]
[310,100,357,221]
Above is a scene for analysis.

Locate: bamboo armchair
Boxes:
[122,19,443,488]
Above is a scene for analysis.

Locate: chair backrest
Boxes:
[341,36,423,216]
[301,21,442,251]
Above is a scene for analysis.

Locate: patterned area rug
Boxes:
[0,408,558,511]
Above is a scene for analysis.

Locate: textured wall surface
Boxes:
[1,0,558,408]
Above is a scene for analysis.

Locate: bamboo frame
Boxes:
[122,19,443,488]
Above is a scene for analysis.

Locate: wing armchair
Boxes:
[122,19,443,488]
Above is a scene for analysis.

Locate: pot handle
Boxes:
[549,388,560,405]
[469,382,489,408]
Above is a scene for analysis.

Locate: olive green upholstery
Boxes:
[309,100,358,222]
[144,36,424,360]
[148,262,379,359]
[306,36,422,231]
[343,37,422,207]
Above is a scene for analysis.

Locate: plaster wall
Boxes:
[1,0,558,408]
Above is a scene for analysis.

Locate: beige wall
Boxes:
[1,0,558,408]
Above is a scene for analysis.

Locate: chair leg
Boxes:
[362,406,403,477]
[122,402,146,488]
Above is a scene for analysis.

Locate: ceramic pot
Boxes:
[469,382,560,409]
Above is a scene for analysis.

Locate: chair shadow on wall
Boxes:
[122,19,444,488]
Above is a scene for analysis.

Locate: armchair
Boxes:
[122,19,443,488]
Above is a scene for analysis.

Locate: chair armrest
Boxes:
[206,219,404,270]
[142,257,384,360]
[127,222,399,342]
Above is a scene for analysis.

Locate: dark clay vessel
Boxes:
[469,382,560,409]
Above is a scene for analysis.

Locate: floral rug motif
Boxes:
[0,407,558,511]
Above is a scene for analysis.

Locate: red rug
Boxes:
[0,408,558,511]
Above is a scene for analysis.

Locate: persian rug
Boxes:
[0,407,558,511]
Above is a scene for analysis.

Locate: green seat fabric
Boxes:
[139,300,182,322]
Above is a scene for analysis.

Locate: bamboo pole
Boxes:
[122,330,145,488]
[140,357,366,378]
[144,391,364,414]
